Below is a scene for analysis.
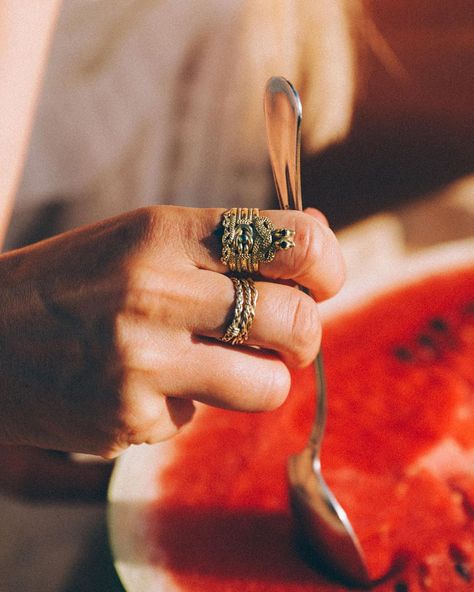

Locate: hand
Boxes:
[0,206,344,457]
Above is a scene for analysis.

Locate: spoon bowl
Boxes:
[264,76,371,587]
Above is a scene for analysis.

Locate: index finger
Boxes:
[192,208,345,302]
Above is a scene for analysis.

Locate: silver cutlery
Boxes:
[264,76,370,587]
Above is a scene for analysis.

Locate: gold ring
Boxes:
[221,277,258,345]
[220,207,295,273]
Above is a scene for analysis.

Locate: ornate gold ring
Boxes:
[220,207,295,274]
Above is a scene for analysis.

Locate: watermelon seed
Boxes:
[449,543,473,582]
[393,347,413,362]
[448,483,474,518]
[427,316,461,351]
[429,317,448,332]
[394,582,409,592]
[454,561,472,582]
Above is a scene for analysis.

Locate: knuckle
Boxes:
[101,207,158,266]
[124,261,177,325]
[131,205,189,254]
[126,206,161,248]
[108,315,142,379]
[124,264,157,313]
[116,380,166,446]
[112,311,150,372]
[112,312,133,363]
[288,293,321,367]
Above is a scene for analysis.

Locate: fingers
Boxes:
[157,340,292,412]
[110,268,316,436]
[183,270,321,368]
[98,377,196,457]
[131,396,196,446]
[187,207,345,301]
[113,375,196,449]
[85,204,341,454]
[109,345,291,449]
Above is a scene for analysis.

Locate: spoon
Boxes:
[264,76,371,587]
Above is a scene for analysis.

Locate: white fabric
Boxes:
[15,0,356,229]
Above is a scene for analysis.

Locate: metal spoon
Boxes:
[264,76,370,587]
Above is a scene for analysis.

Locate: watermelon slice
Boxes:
[138,266,474,592]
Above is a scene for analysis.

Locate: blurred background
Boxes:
[303,0,474,232]
[1,1,473,590]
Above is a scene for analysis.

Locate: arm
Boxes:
[0,0,62,247]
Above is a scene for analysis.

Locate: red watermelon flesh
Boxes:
[146,267,474,591]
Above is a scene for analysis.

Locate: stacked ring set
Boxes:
[219,208,295,345]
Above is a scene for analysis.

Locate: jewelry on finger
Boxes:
[221,277,245,342]
[220,207,295,273]
[237,278,258,342]
[221,277,258,345]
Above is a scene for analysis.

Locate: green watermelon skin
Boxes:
[147,267,474,591]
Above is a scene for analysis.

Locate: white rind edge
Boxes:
[108,438,182,591]
[321,236,474,320]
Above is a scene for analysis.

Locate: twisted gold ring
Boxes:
[221,277,258,345]
[220,207,295,273]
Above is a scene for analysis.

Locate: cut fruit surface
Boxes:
[137,266,474,591]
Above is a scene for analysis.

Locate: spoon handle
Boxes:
[263,77,302,211]
[264,76,327,456]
